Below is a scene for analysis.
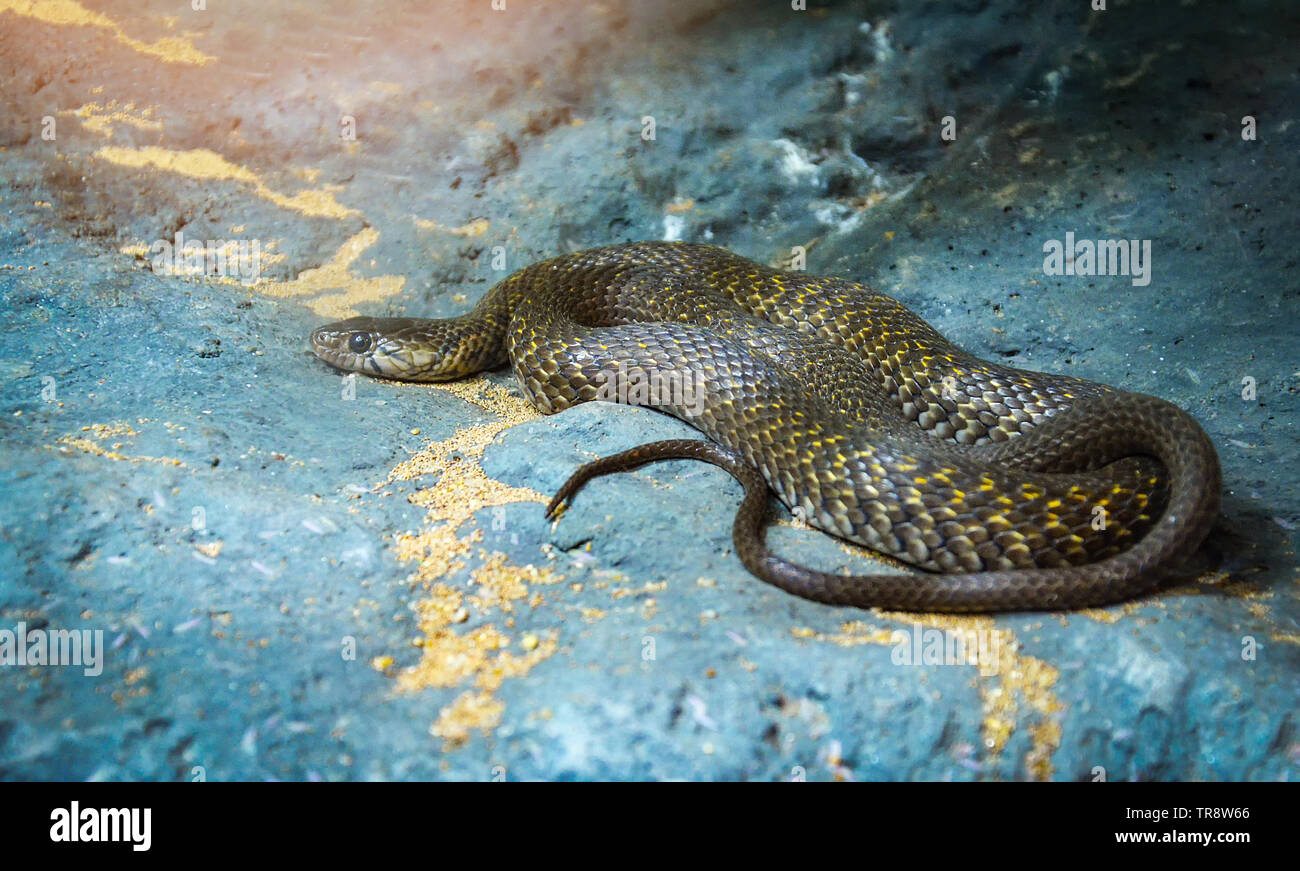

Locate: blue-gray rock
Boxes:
[0,0,1295,781]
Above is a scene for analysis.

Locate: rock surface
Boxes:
[0,0,1296,780]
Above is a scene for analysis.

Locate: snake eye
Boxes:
[348,332,372,353]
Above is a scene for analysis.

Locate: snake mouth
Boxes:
[310,317,444,380]
[310,319,388,376]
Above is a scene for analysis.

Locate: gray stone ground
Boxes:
[0,0,1296,780]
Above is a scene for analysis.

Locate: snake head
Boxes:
[310,316,452,381]
[310,317,387,376]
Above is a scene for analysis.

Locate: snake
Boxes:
[309,242,1221,612]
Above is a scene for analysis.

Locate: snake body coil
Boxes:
[311,242,1220,612]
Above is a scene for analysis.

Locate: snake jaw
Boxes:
[309,319,383,375]
[311,316,492,381]
[311,317,437,379]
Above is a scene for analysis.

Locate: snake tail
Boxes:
[545,410,1218,613]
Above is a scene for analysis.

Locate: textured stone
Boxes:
[0,0,1295,781]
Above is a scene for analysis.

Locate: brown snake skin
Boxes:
[310,242,1221,612]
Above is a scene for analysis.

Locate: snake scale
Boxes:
[310,242,1221,612]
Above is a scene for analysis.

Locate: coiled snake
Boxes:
[310,242,1220,612]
